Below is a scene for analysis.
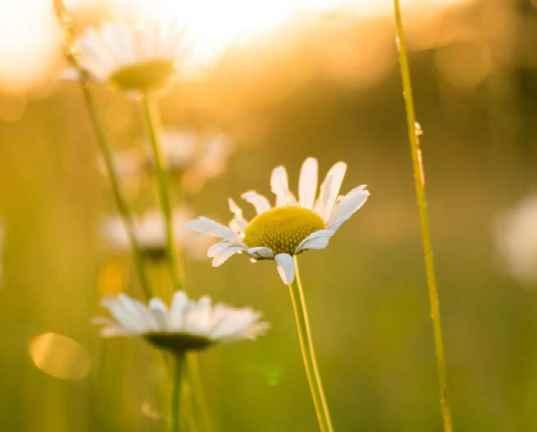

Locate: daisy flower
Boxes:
[95,291,268,353]
[71,16,184,93]
[496,194,537,285]
[107,130,234,193]
[102,208,211,260]
[186,157,370,284]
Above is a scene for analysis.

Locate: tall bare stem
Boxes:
[391,1,453,431]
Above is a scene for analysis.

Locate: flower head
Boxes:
[95,291,268,354]
[72,17,184,93]
[496,195,537,284]
[102,208,210,260]
[106,130,234,194]
[187,157,370,284]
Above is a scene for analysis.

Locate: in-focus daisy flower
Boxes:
[102,208,211,260]
[496,195,537,285]
[95,291,268,353]
[71,17,184,93]
[186,157,370,284]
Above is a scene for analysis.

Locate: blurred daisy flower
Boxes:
[70,16,184,93]
[95,291,268,353]
[102,208,210,260]
[187,157,370,284]
[108,130,234,194]
[496,195,537,285]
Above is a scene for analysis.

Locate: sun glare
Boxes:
[0,0,62,92]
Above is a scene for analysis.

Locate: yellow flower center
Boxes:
[109,59,174,91]
[244,206,325,255]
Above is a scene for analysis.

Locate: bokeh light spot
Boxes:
[29,332,91,380]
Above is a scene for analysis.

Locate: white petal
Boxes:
[208,241,231,258]
[241,191,271,214]
[247,247,274,259]
[271,166,295,206]
[148,298,169,330]
[314,161,347,222]
[296,229,334,253]
[169,291,188,329]
[275,253,295,285]
[299,157,318,209]
[228,198,247,234]
[327,185,370,232]
[212,245,244,267]
[186,217,238,242]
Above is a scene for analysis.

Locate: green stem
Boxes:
[288,257,334,432]
[79,76,152,300]
[170,353,185,432]
[392,2,453,431]
[141,94,182,291]
[186,354,212,432]
[141,95,211,431]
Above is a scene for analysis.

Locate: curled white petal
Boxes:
[271,166,296,206]
[275,253,295,285]
[327,185,370,232]
[228,198,247,231]
[212,245,244,267]
[241,191,271,215]
[296,229,334,253]
[314,161,347,222]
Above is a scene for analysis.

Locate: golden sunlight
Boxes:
[0,0,62,92]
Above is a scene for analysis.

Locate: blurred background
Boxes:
[2,0,537,430]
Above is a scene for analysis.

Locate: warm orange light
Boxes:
[0,0,63,92]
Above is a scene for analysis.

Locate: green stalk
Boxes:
[392,1,453,431]
[288,257,334,432]
[170,353,185,432]
[141,94,211,432]
[53,0,151,300]
[78,78,152,300]
[141,94,182,291]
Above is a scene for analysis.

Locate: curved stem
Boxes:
[141,94,182,291]
[170,353,185,432]
[392,2,453,431]
[80,76,152,300]
[288,257,334,432]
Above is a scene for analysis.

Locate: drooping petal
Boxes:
[271,166,296,206]
[296,229,334,253]
[186,217,238,242]
[207,241,232,258]
[275,253,295,285]
[228,198,247,230]
[241,191,271,214]
[327,185,370,232]
[212,245,244,267]
[314,161,347,222]
[246,247,274,259]
[299,157,318,209]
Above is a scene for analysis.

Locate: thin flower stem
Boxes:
[141,94,211,432]
[186,354,212,432]
[288,257,334,432]
[392,1,453,431]
[52,0,151,300]
[170,353,185,432]
[141,94,183,291]
[79,71,152,301]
